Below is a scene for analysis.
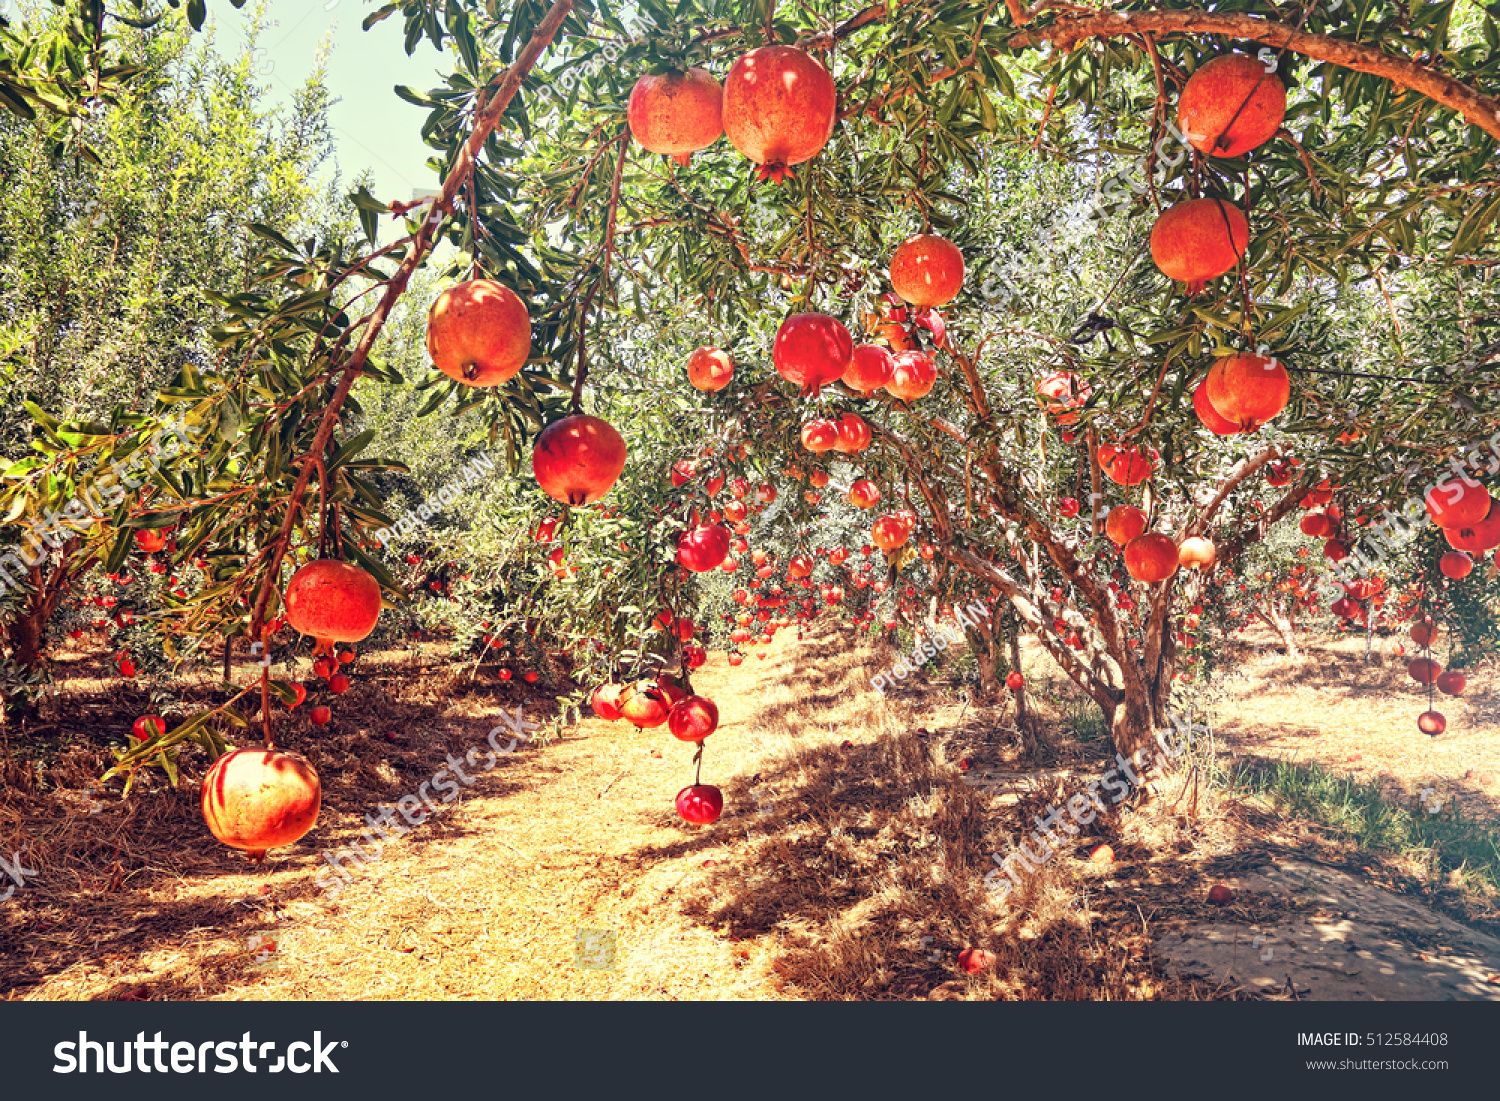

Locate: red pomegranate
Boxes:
[1300,513,1334,539]
[774,313,852,394]
[1435,670,1466,696]
[1124,533,1179,583]
[1193,378,1242,435]
[886,350,937,401]
[426,280,532,387]
[686,347,734,392]
[202,748,321,860]
[1445,503,1500,553]
[533,414,628,505]
[626,68,723,165]
[1177,52,1286,159]
[620,682,672,729]
[890,234,965,307]
[1149,198,1249,294]
[1037,371,1092,423]
[1178,536,1216,571]
[801,418,839,452]
[1105,446,1157,487]
[135,529,168,553]
[849,480,881,509]
[677,524,731,572]
[675,783,724,825]
[1204,353,1290,431]
[1418,710,1447,736]
[788,554,814,579]
[834,412,872,453]
[872,515,911,552]
[1331,596,1359,619]
[1407,657,1443,685]
[668,696,719,743]
[722,47,836,183]
[809,469,830,488]
[843,343,895,392]
[671,460,696,487]
[1106,506,1148,546]
[957,947,995,974]
[1266,459,1299,487]
[1425,478,1491,530]
[1006,671,1024,691]
[1410,621,1439,647]
[1439,551,1473,580]
[1324,540,1349,563]
[591,683,629,721]
[285,560,383,643]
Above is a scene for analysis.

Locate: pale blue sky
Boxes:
[223,0,451,203]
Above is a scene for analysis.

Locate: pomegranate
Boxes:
[886,350,937,401]
[1435,670,1466,696]
[833,412,872,453]
[809,469,830,488]
[626,67,723,165]
[1439,551,1473,580]
[722,46,836,183]
[591,683,629,721]
[801,418,840,452]
[677,524,731,572]
[1410,622,1439,647]
[1418,710,1446,736]
[675,783,724,825]
[1444,501,1500,552]
[668,696,719,743]
[843,343,895,392]
[1193,376,1244,435]
[848,480,881,509]
[1037,371,1092,423]
[1425,479,1491,530]
[202,748,321,860]
[533,414,628,505]
[1058,497,1081,518]
[1149,198,1249,294]
[774,312,853,394]
[1407,657,1442,685]
[1300,513,1334,539]
[620,682,672,728]
[1104,446,1157,487]
[1177,52,1286,159]
[426,279,532,386]
[788,554,814,578]
[1207,883,1234,905]
[687,346,734,392]
[872,515,910,552]
[132,715,166,740]
[1178,536,1216,570]
[956,947,995,974]
[310,705,332,726]
[135,529,168,553]
[1124,533,1179,583]
[1105,505,1148,546]
[889,234,965,307]
[1204,353,1290,431]
[671,460,696,487]
[1006,671,1024,691]
[285,560,383,643]
[1324,540,1349,563]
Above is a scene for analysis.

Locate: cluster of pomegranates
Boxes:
[589,673,723,825]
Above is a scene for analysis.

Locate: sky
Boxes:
[221,0,455,203]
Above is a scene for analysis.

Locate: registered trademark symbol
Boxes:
[341,1041,348,1047]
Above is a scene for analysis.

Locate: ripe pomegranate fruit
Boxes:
[1407,657,1443,685]
[620,682,672,729]
[591,683,629,721]
[1207,883,1234,905]
[533,414,628,505]
[1418,710,1447,736]
[1104,446,1157,487]
[722,46,836,182]
[671,460,696,487]
[202,748,321,860]
[677,524,731,572]
[843,343,895,392]
[872,515,910,552]
[668,696,719,743]
[675,783,724,825]
[957,947,995,974]
[626,67,723,165]
[1178,536,1216,571]
[310,705,332,726]
[801,418,840,452]
[809,469,830,488]
[328,673,350,695]
[285,559,383,643]
[1037,371,1092,423]
[1425,479,1491,530]
[1193,378,1243,435]
[774,312,853,393]
[1177,52,1286,159]
[1005,671,1024,691]
[135,529,168,553]
[426,279,531,386]
[1204,353,1291,431]
[788,554,814,579]
[1410,621,1439,647]
[1149,198,1249,294]
[890,234,965,307]
[687,346,734,392]
[886,350,937,401]
[1324,540,1349,562]
[1435,670,1467,696]
[1439,551,1474,580]
[1124,533,1179,583]
[1300,513,1334,539]
[834,412,872,453]
[1105,505,1148,546]
[848,480,881,509]
[132,715,166,741]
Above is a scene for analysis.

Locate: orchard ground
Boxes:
[1,621,1497,1001]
